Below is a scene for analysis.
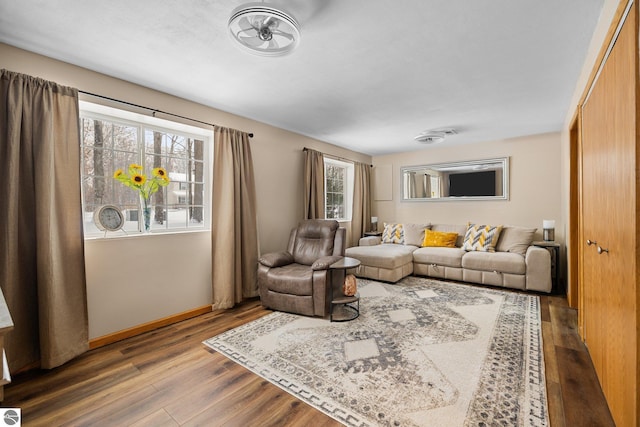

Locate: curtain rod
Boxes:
[79,90,254,138]
[303,147,372,167]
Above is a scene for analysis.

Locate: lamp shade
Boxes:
[543,220,555,229]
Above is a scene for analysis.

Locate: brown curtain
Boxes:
[351,161,372,247]
[211,126,258,310]
[304,148,324,219]
[0,69,88,371]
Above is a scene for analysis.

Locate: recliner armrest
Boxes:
[259,251,294,268]
[311,255,344,270]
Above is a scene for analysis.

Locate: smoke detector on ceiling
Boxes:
[228,3,301,57]
[414,128,457,144]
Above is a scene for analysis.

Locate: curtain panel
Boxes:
[303,148,324,219]
[351,162,372,247]
[0,69,88,371]
[211,126,258,310]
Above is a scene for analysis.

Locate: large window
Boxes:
[80,102,212,237]
[324,157,354,221]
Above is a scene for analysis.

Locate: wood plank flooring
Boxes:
[4,294,615,426]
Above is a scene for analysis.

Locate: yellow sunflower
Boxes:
[113,169,123,178]
[132,173,147,186]
[129,163,143,170]
[152,167,168,178]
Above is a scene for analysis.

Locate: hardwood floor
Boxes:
[5,294,615,426]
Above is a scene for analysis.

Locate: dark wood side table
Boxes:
[329,257,361,322]
[532,241,562,294]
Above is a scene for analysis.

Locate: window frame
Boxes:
[323,157,354,222]
[79,101,213,238]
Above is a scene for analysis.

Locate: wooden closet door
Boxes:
[581,93,606,379]
[580,3,637,426]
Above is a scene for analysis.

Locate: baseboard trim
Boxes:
[89,305,213,349]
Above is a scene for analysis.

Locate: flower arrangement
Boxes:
[114,164,170,199]
[113,164,170,231]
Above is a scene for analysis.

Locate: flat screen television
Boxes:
[449,170,496,197]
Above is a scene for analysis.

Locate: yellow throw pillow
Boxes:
[422,230,458,248]
[382,223,404,244]
[462,223,503,252]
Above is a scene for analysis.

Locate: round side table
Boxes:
[329,257,361,322]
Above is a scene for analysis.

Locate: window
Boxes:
[324,158,354,221]
[79,102,212,237]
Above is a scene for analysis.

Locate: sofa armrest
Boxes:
[525,246,552,292]
[259,251,294,268]
[359,236,382,246]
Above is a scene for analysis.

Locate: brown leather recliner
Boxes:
[258,219,346,317]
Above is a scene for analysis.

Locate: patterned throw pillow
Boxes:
[422,230,458,248]
[462,223,503,252]
[382,223,404,244]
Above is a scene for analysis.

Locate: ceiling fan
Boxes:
[228,2,301,57]
[414,128,457,144]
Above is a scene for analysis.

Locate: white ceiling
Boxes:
[0,0,604,155]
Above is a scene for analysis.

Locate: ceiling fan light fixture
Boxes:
[414,128,457,144]
[414,133,445,144]
[228,3,301,57]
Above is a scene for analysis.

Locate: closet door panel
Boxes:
[580,3,637,426]
[600,6,636,421]
[581,75,608,381]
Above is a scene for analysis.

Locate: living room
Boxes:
[0,0,632,426]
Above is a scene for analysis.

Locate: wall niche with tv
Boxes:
[401,157,509,201]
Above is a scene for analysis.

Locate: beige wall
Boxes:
[371,132,563,244]
[0,42,371,339]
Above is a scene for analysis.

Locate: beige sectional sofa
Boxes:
[345,223,552,293]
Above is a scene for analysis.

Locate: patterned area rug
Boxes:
[203,277,548,427]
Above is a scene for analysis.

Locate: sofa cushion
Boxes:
[495,226,536,256]
[413,247,466,268]
[265,263,313,295]
[403,223,430,246]
[462,223,503,252]
[382,223,404,244]
[422,230,458,248]
[462,251,526,275]
[346,243,416,269]
[430,224,468,247]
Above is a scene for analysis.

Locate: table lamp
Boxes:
[543,220,555,241]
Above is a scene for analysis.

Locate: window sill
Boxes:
[84,228,209,241]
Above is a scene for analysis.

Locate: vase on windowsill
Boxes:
[113,164,169,234]
[141,197,152,233]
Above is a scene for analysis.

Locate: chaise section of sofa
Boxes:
[345,223,427,282]
[345,239,416,283]
[345,222,552,293]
